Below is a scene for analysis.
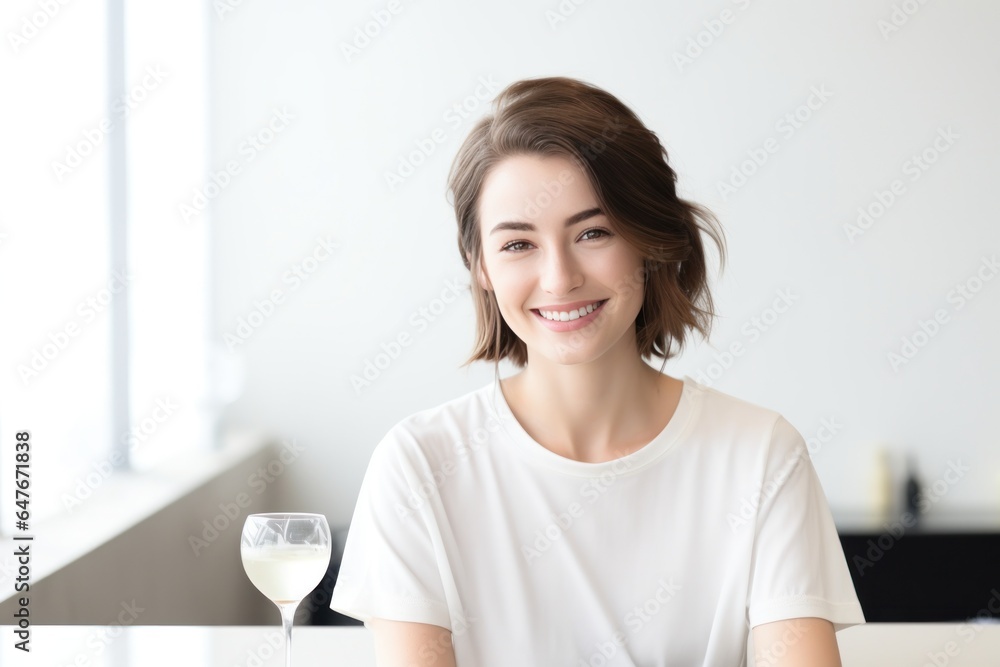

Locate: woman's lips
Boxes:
[531,299,607,332]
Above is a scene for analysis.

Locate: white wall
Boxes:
[210,0,1000,531]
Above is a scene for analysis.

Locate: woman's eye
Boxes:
[500,229,611,253]
[581,228,612,241]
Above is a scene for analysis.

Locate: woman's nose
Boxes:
[539,246,583,296]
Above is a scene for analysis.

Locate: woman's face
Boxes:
[476,153,647,366]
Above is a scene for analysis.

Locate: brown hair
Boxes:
[446,76,726,375]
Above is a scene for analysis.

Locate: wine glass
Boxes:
[241,513,332,667]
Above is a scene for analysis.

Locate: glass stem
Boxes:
[277,602,299,667]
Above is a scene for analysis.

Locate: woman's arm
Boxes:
[752,617,842,667]
[368,618,458,667]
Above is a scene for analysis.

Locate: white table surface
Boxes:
[2,623,999,666]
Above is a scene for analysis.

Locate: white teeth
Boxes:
[538,301,603,321]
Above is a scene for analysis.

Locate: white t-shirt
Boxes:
[330,374,865,665]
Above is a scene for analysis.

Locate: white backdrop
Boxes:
[210,0,1000,531]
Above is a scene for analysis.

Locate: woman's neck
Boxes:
[500,352,681,464]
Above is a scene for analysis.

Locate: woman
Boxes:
[330,76,865,666]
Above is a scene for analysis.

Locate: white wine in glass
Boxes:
[241,513,332,667]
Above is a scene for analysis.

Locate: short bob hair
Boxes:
[447,76,726,373]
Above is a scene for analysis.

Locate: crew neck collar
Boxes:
[487,373,701,478]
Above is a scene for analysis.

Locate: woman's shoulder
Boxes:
[394,379,501,434]
[683,375,784,428]
[682,376,804,457]
[372,379,504,464]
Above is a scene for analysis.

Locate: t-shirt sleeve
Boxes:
[746,416,866,633]
[329,427,453,630]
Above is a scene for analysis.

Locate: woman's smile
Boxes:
[531,299,608,331]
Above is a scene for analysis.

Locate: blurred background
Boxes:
[0,0,998,634]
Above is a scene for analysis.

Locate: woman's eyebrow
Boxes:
[488,207,603,236]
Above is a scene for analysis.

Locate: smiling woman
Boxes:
[474,153,656,373]
[329,76,865,666]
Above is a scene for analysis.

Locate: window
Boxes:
[0,1,212,534]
